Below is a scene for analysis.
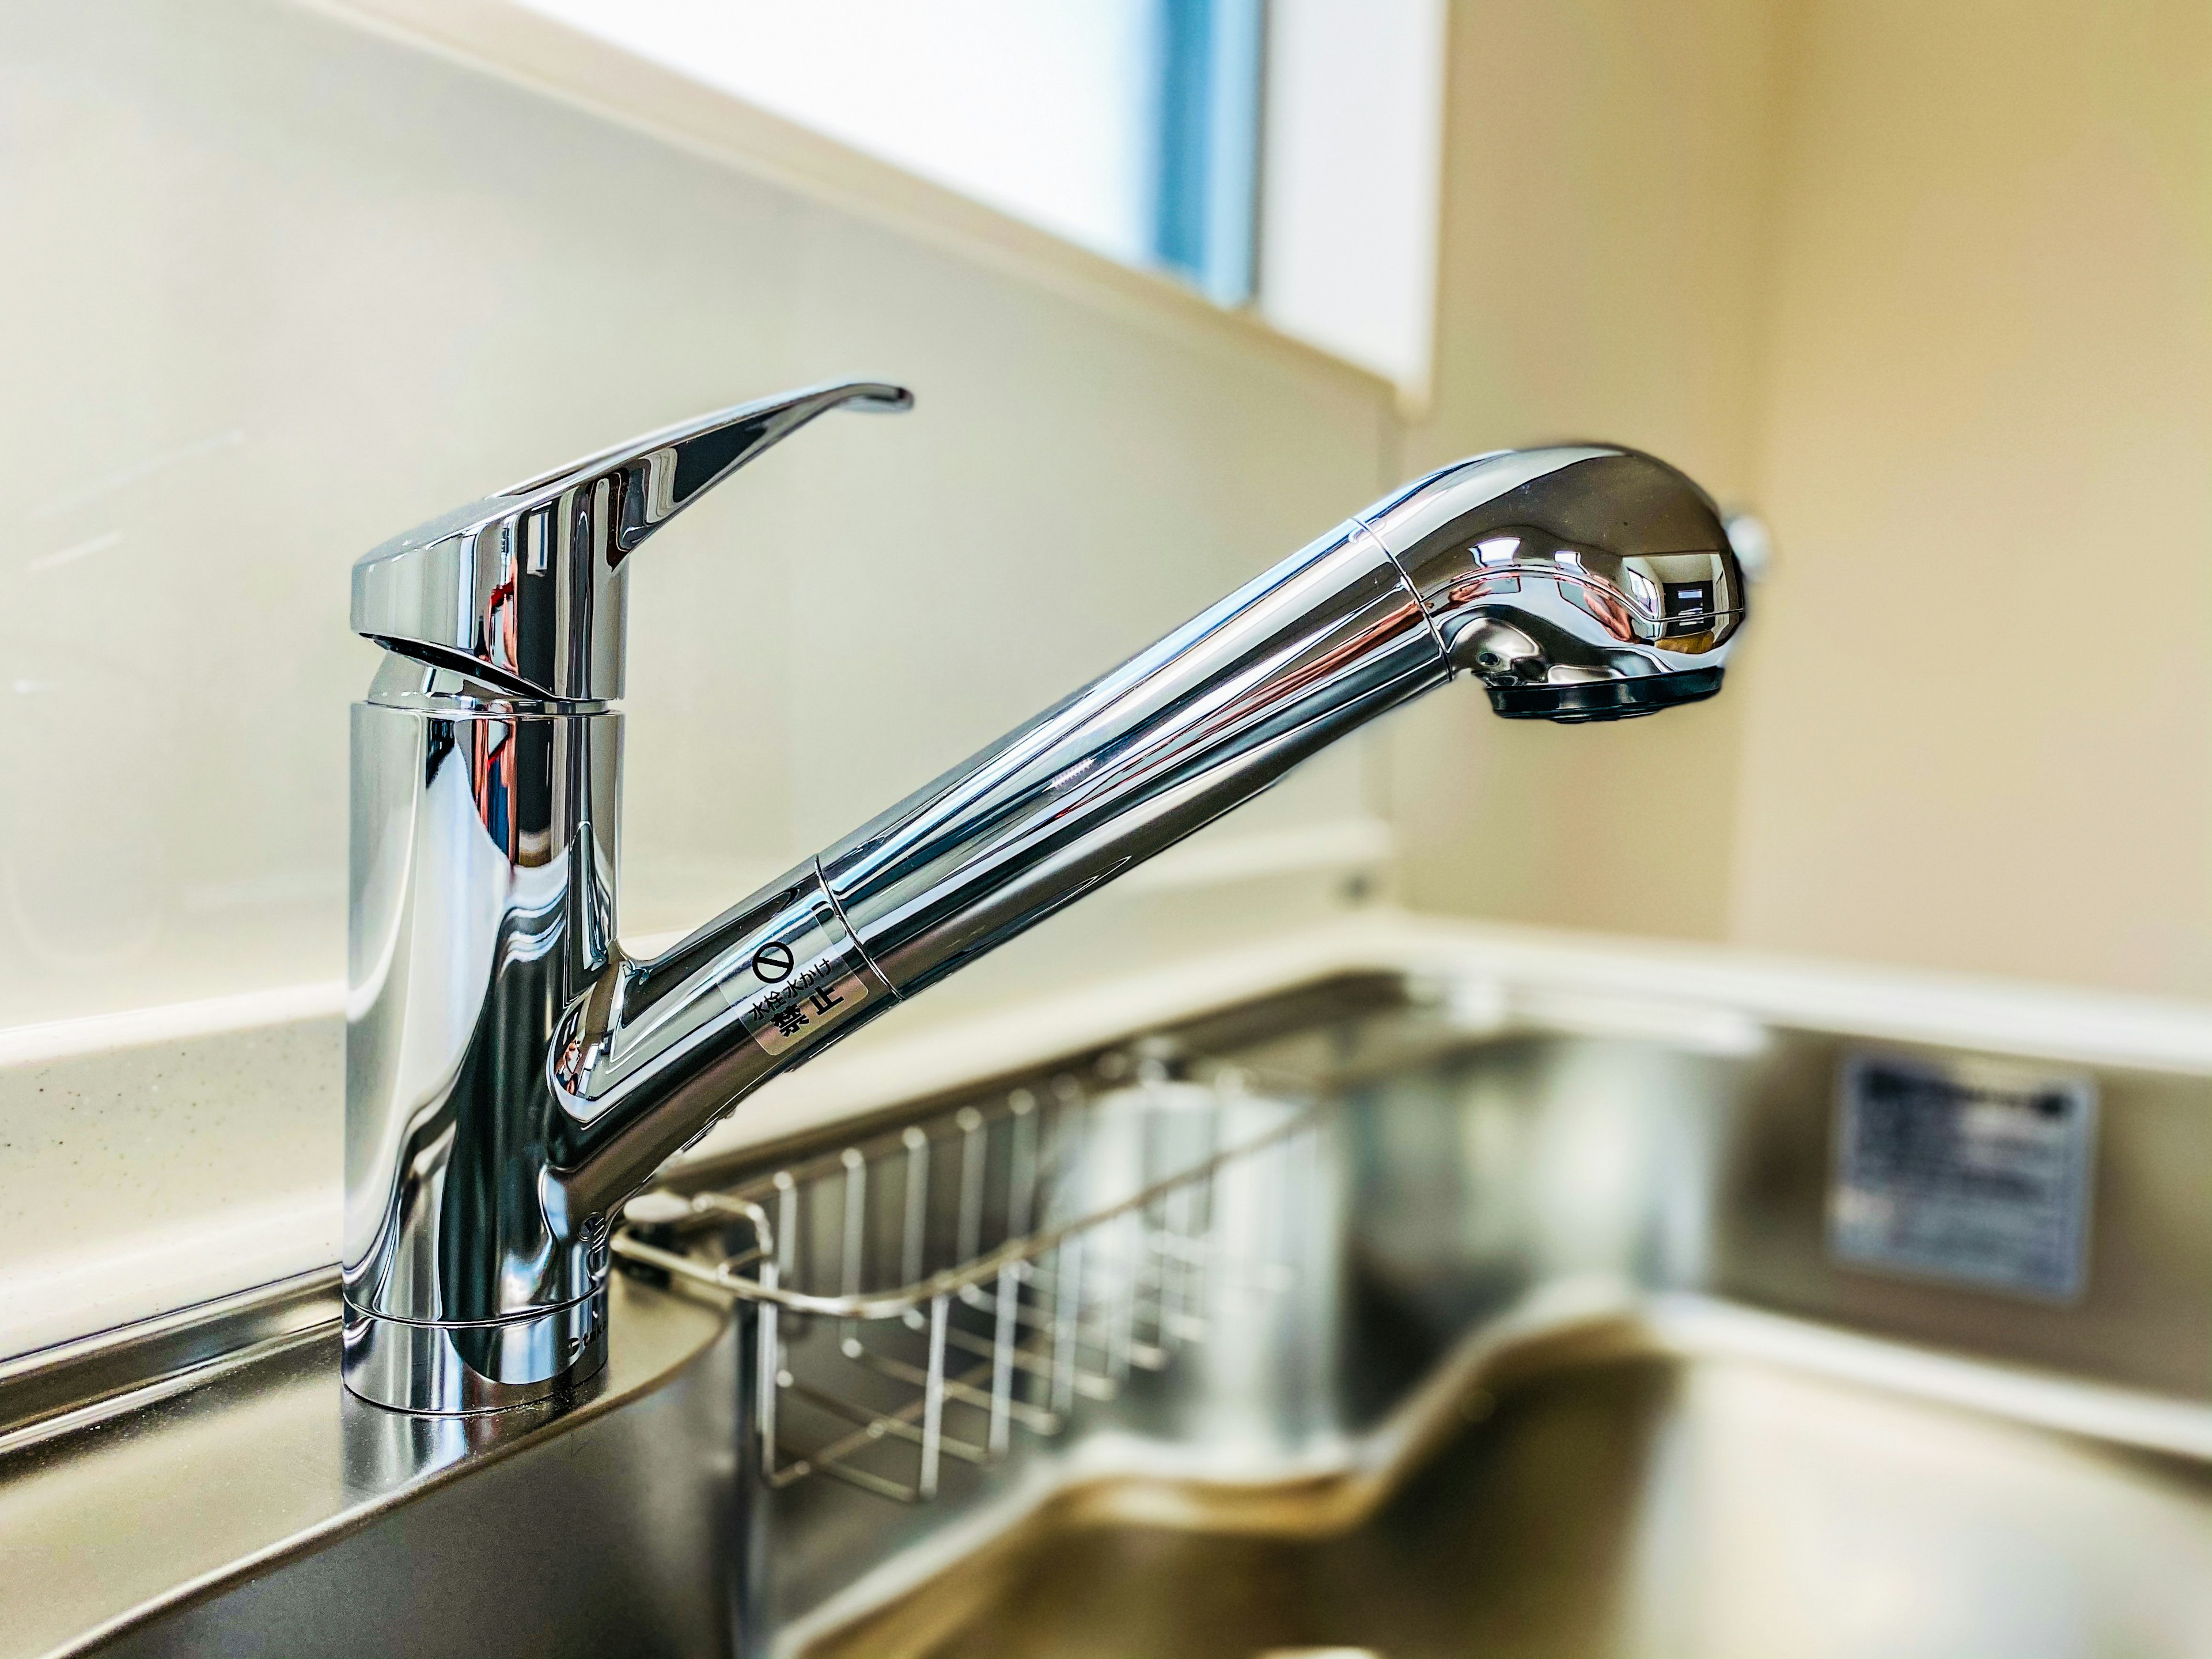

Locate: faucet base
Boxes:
[340,1291,609,1415]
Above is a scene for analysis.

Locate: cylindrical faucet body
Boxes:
[342,386,1747,1413]
[343,679,624,1408]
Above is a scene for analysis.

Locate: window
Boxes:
[1260,0,1445,392]
[513,0,1445,394]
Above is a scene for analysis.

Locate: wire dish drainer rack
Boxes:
[613,1057,1320,1503]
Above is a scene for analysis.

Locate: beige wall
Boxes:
[1389,0,1787,942]
[9,0,2209,1029]
[1396,0,2212,1003]
[1732,0,2212,997]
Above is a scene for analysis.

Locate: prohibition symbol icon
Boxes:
[751,941,796,983]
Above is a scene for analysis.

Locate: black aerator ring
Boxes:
[1485,666,1725,724]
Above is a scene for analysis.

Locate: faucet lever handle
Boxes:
[351,378,913,702]
[495,380,913,550]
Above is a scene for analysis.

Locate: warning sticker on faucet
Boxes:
[719,895,881,1059]
[1830,1048,2096,1301]
[738,946,873,1056]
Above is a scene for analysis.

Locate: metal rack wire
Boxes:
[612,1058,1319,1503]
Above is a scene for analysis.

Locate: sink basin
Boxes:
[738,975,2212,1657]
[800,1310,2212,1658]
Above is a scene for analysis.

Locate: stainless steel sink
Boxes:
[7,970,2210,1659]
[742,974,2212,1657]
[798,1310,2212,1658]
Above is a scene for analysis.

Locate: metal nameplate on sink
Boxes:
[1830,1047,2097,1300]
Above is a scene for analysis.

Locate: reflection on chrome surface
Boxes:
[343,381,1747,1413]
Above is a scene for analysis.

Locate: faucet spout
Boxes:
[343,389,1747,1415]
[544,506,1441,1219]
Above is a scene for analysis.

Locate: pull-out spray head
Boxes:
[1357,446,1745,722]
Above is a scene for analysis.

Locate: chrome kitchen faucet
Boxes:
[343,380,1748,1414]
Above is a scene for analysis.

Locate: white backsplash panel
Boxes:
[0,0,1396,1030]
